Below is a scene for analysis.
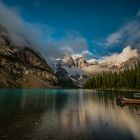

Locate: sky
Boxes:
[0,0,140,62]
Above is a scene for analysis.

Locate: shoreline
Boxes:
[0,87,140,92]
[94,88,140,92]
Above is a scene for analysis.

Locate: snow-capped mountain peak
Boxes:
[57,55,76,68]
[55,46,139,87]
[100,46,139,67]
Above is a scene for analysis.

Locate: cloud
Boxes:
[0,1,54,45]
[79,46,139,74]
[105,20,140,48]
[82,64,108,74]
[99,46,139,66]
[137,10,140,16]
[82,50,93,56]
[105,32,122,46]
[94,10,140,51]
[58,32,88,54]
[87,58,97,64]
[71,50,93,59]
[43,32,89,62]
[62,66,86,76]
[0,1,89,64]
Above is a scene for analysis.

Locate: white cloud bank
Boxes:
[81,46,139,74]
[100,46,139,66]
[0,1,91,63]
[71,50,93,59]
[0,1,139,66]
[0,1,50,46]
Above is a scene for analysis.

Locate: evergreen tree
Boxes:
[84,61,140,90]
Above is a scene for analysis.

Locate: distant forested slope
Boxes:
[84,61,140,90]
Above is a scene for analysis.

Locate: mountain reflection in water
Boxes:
[0,89,140,140]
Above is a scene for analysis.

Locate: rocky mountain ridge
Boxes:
[0,25,139,88]
[0,25,57,88]
[56,47,140,87]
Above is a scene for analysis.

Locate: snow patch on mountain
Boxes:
[56,45,139,87]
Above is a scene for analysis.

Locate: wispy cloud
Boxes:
[0,1,53,45]
[137,10,140,16]
[0,1,91,63]
[71,50,94,59]
[94,10,140,50]
[105,20,140,48]
[43,32,89,62]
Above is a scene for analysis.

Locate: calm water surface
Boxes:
[0,89,140,140]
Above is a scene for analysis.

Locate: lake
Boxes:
[0,89,140,140]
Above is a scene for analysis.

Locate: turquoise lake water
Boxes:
[0,89,140,140]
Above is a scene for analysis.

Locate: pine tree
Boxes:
[84,61,140,90]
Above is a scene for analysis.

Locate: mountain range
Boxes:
[0,25,139,88]
[56,46,140,87]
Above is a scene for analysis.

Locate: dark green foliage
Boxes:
[84,61,140,89]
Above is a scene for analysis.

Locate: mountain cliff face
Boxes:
[55,64,74,87]
[58,55,91,69]
[62,55,76,67]
[0,26,57,88]
[56,56,91,87]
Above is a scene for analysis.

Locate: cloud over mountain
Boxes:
[0,1,91,63]
[0,1,48,45]
[0,1,139,65]
[100,46,139,66]
[93,10,140,54]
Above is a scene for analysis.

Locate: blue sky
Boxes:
[0,0,140,61]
